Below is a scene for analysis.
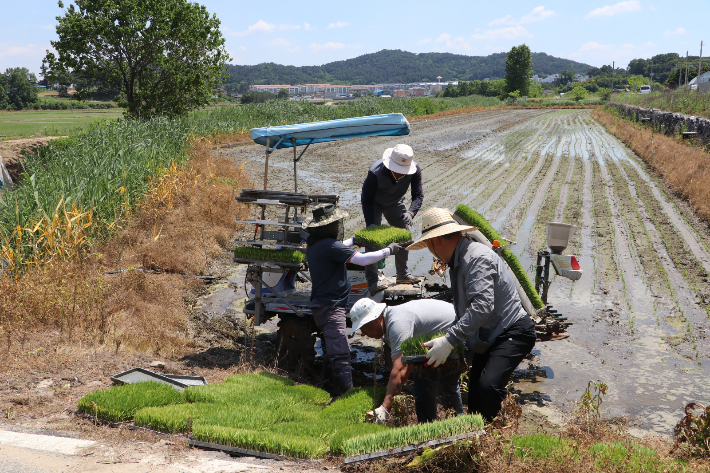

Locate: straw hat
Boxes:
[301,203,349,228]
[348,297,386,336]
[406,207,476,250]
[382,144,417,175]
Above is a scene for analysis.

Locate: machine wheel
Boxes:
[276,314,318,375]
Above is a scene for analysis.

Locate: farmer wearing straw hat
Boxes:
[361,143,424,289]
[348,297,463,424]
[302,203,402,398]
[407,207,536,422]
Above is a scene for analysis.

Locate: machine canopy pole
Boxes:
[264,135,270,190]
[292,138,298,193]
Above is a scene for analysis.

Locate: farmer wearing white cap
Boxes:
[302,203,401,398]
[361,143,424,289]
[349,297,463,424]
[407,208,536,423]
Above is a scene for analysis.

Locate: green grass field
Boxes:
[0,108,124,141]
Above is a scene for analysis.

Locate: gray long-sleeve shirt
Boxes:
[444,236,527,353]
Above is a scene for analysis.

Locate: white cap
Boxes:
[348,298,386,336]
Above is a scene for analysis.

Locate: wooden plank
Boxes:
[343,430,485,464]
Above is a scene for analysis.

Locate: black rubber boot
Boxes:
[322,362,335,396]
[331,360,354,398]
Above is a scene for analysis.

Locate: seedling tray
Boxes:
[401,353,460,365]
[343,429,485,464]
[188,438,305,462]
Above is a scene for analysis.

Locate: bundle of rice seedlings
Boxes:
[192,424,328,459]
[342,414,484,456]
[454,205,545,309]
[319,387,386,423]
[134,403,214,433]
[77,381,184,423]
[399,332,465,357]
[233,246,305,264]
[353,225,412,249]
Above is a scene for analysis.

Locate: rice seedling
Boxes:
[233,246,304,264]
[454,205,545,309]
[353,225,412,249]
[191,424,328,459]
[511,434,576,459]
[400,332,465,357]
[134,403,214,433]
[342,413,484,456]
[319,387,386,423]
[329,423,390,455]
[77,381,184,423]
[590,442,661,472]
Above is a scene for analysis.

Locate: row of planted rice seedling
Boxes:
[78,371,483,459]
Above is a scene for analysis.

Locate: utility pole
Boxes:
[611,61,614,91]
[650,61,654,86]
[698,41,704,91]
[685,51,689,86]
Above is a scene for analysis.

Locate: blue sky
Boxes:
[1,1,707,76]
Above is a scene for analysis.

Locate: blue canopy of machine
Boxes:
[249,113,410,150]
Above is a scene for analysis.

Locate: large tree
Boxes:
[504,44,533,97]
[2,68,39,110]
[43,0,229,118]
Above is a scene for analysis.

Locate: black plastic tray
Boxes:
[401,353,460,365]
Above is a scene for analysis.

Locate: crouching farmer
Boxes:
[348,297,464,424]
[407,207,536,423]
[303,204,401,398]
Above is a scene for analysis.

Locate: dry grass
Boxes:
[593,108,710,223]
[0,139,250,370]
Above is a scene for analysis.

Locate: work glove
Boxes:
[401,211,414,227]
[387,242,401,256]
[343,237,354,247]
[366,405,390,424]
[423,336,454,368]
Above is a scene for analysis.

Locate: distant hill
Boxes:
[222,49,593,91]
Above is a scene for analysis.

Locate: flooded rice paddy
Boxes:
[217,109,710,434]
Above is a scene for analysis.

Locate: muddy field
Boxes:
[217,108,710,435]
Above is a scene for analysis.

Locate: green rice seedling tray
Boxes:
[399,332,465,357]
[454,205,545,309]
[77,381,185,423]
[233,246,305,264]
[343,429,485,464]
[353,225,412,249]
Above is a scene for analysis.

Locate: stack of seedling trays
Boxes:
[76,371,484,462]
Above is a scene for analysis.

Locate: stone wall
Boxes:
[607,102,710,143]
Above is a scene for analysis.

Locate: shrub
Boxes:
[400,332,465,356]
[454,205,544,309]
[77,381,184,423]
[353,225,412,249]
[233,246,305,264]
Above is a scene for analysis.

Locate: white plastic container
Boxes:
[547,222,577,254]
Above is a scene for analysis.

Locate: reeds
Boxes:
[454,205,545,309]
[354,225,412,249]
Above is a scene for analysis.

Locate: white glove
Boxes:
[366,405,390,424]
[423,336,454,368]
[343,237,354,247]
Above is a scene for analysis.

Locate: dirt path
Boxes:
[219,108,710,435]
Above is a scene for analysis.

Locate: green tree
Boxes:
[3,68,39,110]
[43,0,229,118]
[528,80,544,98]
[627,74,648,91]
[554,69,576,87]
[277,88,290,100]
[504,44,533,97]
[571,85,588,101]
[627,58,648,76]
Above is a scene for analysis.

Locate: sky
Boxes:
[1,0,707,77]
